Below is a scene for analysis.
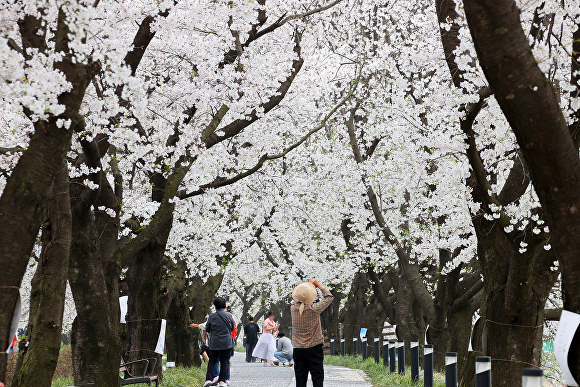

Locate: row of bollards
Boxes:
[329,338,545,387]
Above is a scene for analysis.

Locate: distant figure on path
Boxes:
[252,311,279,366]
[291,278,334,387]
[203,297,235,387]
[274,331,294,366]
[244,316,260,362]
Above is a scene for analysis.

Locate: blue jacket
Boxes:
[206,309,235,350]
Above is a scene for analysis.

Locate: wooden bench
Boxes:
[119,357,159,386]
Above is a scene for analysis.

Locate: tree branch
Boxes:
[346,106,436,318]
[0,146,25,154]
[206,30,304,147]
[177,81,356,199]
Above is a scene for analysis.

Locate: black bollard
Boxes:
[374,337,380,364]
[389,340,396,373]
[475,356,491,387]
[411,339,419,382]
[383,340,388,367]
[330,339,335,356]
[522,368,543,387]
[362,338,368,360]
[445,352,457,387]
[353,337,358,357]
[340,338,345,356]
[398,339,405,375]
[424,344,433,387]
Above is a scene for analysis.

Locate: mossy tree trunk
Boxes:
[11,160,72,387]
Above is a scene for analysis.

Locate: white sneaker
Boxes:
[218,382,227,387]
[203,381,213,387]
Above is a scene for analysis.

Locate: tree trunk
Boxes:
[0,15,96,377]
[11,160,72,387]
[125,216,173,378]
[166,292,196,367]
[462,0,580,380]
[394,271,424,366]
[69,205,120,387]
[0,119,76,383]
[342,272,369,354]
[471,217,557,386]
[320,288,344,346]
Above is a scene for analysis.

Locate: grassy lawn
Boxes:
[50,364,207,387]
[324,355,446,387]
[17,344,209,387]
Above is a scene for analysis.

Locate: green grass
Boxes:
[234,342,245,353]
[324,356,446,387]
[161,365,208,387]
[51,377,75,387]
[51,365,208,387]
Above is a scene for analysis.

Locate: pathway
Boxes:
[227,352,371,387]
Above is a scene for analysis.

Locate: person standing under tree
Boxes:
[291,278,334,387]
[244,316,260,362]
[203,297,235,387]
[252,311,279,366]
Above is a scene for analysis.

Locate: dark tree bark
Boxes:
[461,0,580,324]
[319,287,344,346]
[435,2,561,384]
[69,198,121,387]
[125,213,173,378]
[68,137,122,387]
[0,8,97,382]
[166,292,196,367]
[11,159,72,387]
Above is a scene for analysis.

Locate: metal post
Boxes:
[424,344,433,387]
[340,338,345,356]
[475,356,491,387]
[353,337,358,357]
[411,339,420,382]
[398,339,405,375]
[330,339,335,356]
[361,338,367,360]
[522,368,543,387]
[374,337,380,364]
[383,340,388,367]
[445,352,457,387]
[389,340,396,373]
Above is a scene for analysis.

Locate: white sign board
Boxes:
[119,296,128,324]
[360,328,367,339]
[554,310,580,386]
[154,319,167,355]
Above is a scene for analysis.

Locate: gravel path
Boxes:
[227,352,371,387]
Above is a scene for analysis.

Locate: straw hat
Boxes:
[292,282,317,316]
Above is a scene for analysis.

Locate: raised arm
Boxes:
[310,278,334,312]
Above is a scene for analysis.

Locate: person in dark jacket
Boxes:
[203,297,235,387]
[244,316,260,362]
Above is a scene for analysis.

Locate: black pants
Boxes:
[245,341,257,362]
[293,344,324,387]
[206,348,231,382]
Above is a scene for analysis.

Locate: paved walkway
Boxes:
[228,352,371,387]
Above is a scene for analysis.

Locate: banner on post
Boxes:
[119,296,128,324]
[360,328,367,339]
[554,310,580,386]
[154,319,167,355]
[5,290,21,353]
